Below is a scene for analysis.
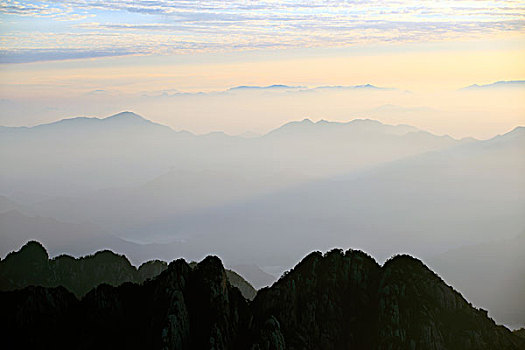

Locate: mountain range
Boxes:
[0,112,467,198]
[0,241,257,300]
[461,80,525,90]
[0,111,523,328]
[1,245,524,349]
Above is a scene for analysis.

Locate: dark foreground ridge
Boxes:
[0,241,256,300]
[1,246,524,349]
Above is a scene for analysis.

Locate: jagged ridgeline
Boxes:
[0,241,256,300]
[1,244,524,349]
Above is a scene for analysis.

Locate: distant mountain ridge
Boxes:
[1,111,523,330]
[0,111,440,138]
[0,112,468,225]
[0,111,177,134]
[0,240,165,297]
[461,80,525,90]
[228,84,305,91]
[227,83,392,92]
[1,248,523,349]
[267,118,422,137]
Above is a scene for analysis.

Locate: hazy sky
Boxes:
[1,0,524,137]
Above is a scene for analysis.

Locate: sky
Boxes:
[0,0,524,138]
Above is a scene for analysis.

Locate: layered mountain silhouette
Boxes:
[0,241,256,300]
[461,80,525,90]
[1,246,523,349]
[131,124,523,271]
[0,113,470,242]
[0,111,466,200]
[0,111,172,134]
[0,209,126,257]
[226,83,392,92]
[1,112,523,328]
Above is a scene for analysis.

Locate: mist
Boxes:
[1,84,524,139]
[1,103,524,327]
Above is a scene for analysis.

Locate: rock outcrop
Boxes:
[0,241,256,300]
[1,247,524,349]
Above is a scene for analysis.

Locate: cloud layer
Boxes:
[1,0,524,62]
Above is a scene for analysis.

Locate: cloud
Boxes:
[141,83,398,98]
[0,1,64,17]
[1,0,524,62]
[0,48,136,64]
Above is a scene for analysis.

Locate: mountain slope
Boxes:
[231,264,276,289]
[0,241,164,297]
[1,249,523,349]
[0,111,191,195]
[0,210,126,257]
[252,249,524,349]
[0,241,256,300]
[0,111,174,135]
[462,80,525,90]
[0,256,251,350]
[128,125,524,327]
[428,233,525,328]
[10,115,467,239]
[138,124,524,265]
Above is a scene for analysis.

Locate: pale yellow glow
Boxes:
[0,39,524,139]
[2,39,525,93]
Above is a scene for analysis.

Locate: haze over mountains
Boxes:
[0,111,524,327]
[3,80,523,140]
[428,233,525,329]
[461,80,525,90]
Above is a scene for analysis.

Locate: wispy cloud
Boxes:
[140,83,399,98]
[1,0,524,63]
[0,1,64,17]
[0,48,136,63]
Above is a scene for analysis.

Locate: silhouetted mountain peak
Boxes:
[354,83,378,89]
[229,84,303,91]
[507,126,525,137]
[348,118,383,126]
[2,246,524,349]
[0,241,257,300]
[5,111,173,134]
[291,118,314,125]
[252,248,524,349]
[104,111,146,121]
[485,125,525,146]
[194,255,226,279]
[17,240,49,261]
[268,117,425,138]
[383,253,426,269]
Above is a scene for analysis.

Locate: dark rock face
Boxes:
[515,329,525,339]
[0,256,251,350]
[0,285,77,349]
[249,250,524,350]
[75,257,250,350]
[375,256,521,349]
[1,248,524,349]
[0,241,256,300]
[0,241,155,296]
[0,241,52,288]
[250,249,381,349]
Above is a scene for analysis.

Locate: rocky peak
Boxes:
[2,248,524,349]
